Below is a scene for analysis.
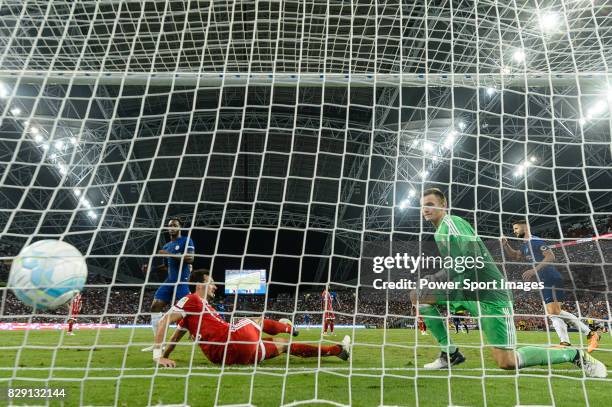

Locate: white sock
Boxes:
[550,315,570,343]
[559,310,591,336]
[151,312,163,335]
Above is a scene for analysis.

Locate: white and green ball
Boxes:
[8,240,88,310]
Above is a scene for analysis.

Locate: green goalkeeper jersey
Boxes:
[434,214,511,302]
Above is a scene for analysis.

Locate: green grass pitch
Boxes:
[1,328,610,406]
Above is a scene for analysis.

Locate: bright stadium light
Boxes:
[10,107,21,116]
[399,199,409,210]
[74,188,82,197]
[529,156,537,163]
[423,141,434,152]
[420,170,429,180]
[50,153,57,160]
[80,198,92,209]
[70,137,77,145]
[443,133,456,149]
[0,82,9,98]
[411,139,420,149]
[87,210,97,219]
[513,49,526,63]
[587,101,607,119]
[34,134,44,143]
[41,143,49,151]
[458,121,466,130]
[486,87,496,96]
[30,126,40,135]
[408,189,416,197]
[539,12,559,33]
[54,140,65,150]
[58,164,68,176]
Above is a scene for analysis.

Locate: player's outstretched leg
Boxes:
[262,336,351,361]
[142,297,168,352]
[495,347,607,378]
[557,310,600,352]
[249,317,299,337]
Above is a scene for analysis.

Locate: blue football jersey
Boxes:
[520,236,557,279]
[162,235,195,282]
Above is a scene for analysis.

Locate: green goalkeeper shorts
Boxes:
[449,300,517,349]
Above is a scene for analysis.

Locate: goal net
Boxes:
[0,0,611,406]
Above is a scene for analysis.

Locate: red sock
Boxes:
[323,320,328,333]
[68,320,74,333]
[330,321,334,333]
[289,343,341,358]
[263,319,291,335]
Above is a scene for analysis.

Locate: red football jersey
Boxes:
[172,293,230,364]
[322,290,335,319]
[70,294,82,317]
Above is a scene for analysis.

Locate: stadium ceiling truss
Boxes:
[0,0,611,282]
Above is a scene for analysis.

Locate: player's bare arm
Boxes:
[162,328,188,358]
[501,237,523,261]
[153,310,184,368]
[522,247,555,280]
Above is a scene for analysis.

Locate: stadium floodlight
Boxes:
[411,139,420,149]
[530,156,538,163]
[58,164,68,176]
[80,198,91,209]
[422,141,434,152]
[408,189,416,198]
[54,140,65,150]
[486,87,496,96]
[513,49,526,63]
[34,134,44,143]
[41,143,49,151]
[539,12,559,33]
[73,188,82,197]
[420,170,429,179]
[586,101,607,119]
[398,199,409,210]
[30,126,40,135]
[0,82,8,98]
[10,107,21,115]
[70,137,77,145]
[87,210,97,219]
[50,153,57,161]
[443,133,456,149]
[458,121,466,130]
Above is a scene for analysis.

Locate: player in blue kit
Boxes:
[141,218,195,352]
[502,219,599,352]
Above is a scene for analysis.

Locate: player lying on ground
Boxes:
[502,219,600,351]
[411,188,606,377]
[153,269,351,367]
[142,218,195,352]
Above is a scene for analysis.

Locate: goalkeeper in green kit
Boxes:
[410,188,606,377]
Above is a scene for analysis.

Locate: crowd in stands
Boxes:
[2,278,608,331]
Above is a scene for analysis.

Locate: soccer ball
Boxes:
[8,240,88,310]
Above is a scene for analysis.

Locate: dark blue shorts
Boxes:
[540,273,565,304]
[154,282,190,304]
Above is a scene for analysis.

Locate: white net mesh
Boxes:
[0,0,611,406]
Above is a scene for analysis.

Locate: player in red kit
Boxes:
[417,317,428,336]
[322,288,336,335]
[153,269,351,367]
[67,293,82,336]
